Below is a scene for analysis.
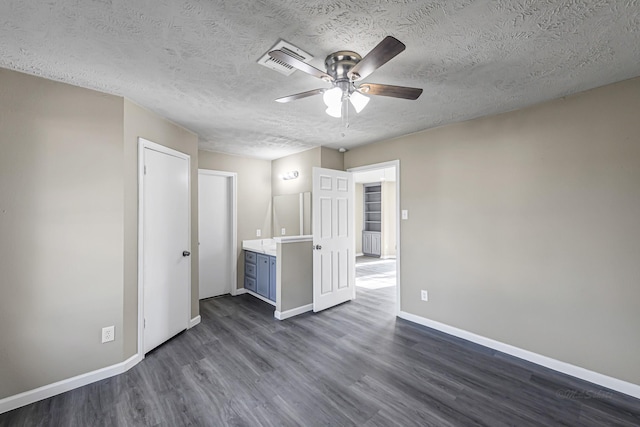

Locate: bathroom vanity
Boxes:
[242,236,313,320]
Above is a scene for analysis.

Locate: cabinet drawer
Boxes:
[245,262,256,278]
[244,276,256,292]
[245,251,257,264]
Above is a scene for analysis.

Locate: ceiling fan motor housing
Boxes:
[325,51,361,82]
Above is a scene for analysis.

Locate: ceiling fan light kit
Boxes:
[269,36,423,121]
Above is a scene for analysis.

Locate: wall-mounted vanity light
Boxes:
[280,170,299,180]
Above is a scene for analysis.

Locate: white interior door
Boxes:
[141,143,190,354]
[312,167,355,312]
[198,171,233,299]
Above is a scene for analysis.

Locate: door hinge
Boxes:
[144,318,146,328]
[144,165,147,175]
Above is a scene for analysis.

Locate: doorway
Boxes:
[198,170,237,299]
[138,138,191,355]
[348,161,400,314]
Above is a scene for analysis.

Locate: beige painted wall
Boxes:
[198,150,272,290]
[123,100,199,357]
[382,181,397,258]
[276,242,313,312]
[0,69,124,398]
[355,183,364,254]
[320,146,344,171]
[271,147,320,197]
[345,76,640,385]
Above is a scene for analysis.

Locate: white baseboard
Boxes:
[0,353,142,415]
[234,288,247,296]
[356,252,364,257]
[398,311,640,399]
[244,290,276,306]
[275,304,313,320]
[188,315,201,329]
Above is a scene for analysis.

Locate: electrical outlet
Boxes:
[421,290,428,301]
[102,326,115,343]
[281,228,286,235]
[402,210,409,220]
[256,229,261,237]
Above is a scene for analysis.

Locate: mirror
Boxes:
[273,192,311,237]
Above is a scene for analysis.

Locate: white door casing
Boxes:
[312,167,355,312]
[198,170,236,299]
[139,139,191,354]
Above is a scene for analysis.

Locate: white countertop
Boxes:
[242,238,277,256]
[243,236,312,257]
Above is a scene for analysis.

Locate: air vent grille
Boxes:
[258,40,313,76]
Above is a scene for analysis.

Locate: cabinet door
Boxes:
[256,254,270,297]
[269,257,276,302]
[363,232,372,254]
[372,233,381,256]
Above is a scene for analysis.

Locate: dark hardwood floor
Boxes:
[2,286,639,426]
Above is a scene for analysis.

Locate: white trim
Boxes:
[197,169,238,298]
[234,288,248,296]
[138,138,192,357]
[356,252,364,257]
[244,289,276,306]
[274,304,313,320]
[398,311,640,399]
[188,315,201,329]
[348,160,401,316]
[0,354,141,415]
[273,235,312,243]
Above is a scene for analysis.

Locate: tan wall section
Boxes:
[271,147,320,197]
[382,181,396,258]
[345,77,640,385]
[198,150,272,289]
[320,147,344,171]
[123,100,199,357]
[0,69,124,398]
[355,183,364,254]
[277,242,313,312]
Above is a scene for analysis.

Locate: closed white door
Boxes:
[142,143,190,354]
[312,167,355,312]
[198,172,233,299]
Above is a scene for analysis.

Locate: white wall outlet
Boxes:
[421,290,428,301]
[402,210,409,220]
[256,229,261,237]
[102,326,115,343]
[281,228,286,235]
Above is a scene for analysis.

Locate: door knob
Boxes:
[182,251,191,257]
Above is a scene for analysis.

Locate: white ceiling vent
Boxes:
[258,40,313,76]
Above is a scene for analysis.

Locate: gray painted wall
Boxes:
[345,77,640,386]
[0,69,124,398]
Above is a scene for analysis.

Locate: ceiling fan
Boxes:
[269,36,423,119]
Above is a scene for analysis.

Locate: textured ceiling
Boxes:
[1,1,639,160]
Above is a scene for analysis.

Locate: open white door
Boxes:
[312,167,355,312]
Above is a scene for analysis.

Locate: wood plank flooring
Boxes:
[2,286,639,426]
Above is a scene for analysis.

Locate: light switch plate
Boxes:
[402,210,409,220]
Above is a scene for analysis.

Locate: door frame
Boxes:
[347,160,401,316]
[197,169,238,296]
[137,138,191,357]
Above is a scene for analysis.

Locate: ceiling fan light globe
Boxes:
[350,91,370,113]
[325,105,342,118]
[323,87,343,108]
